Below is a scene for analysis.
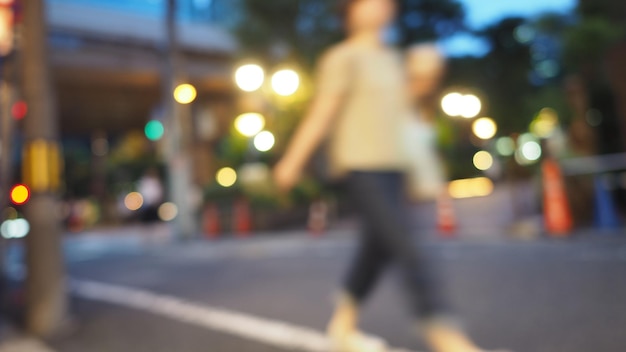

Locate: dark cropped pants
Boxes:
[343,171,447,319]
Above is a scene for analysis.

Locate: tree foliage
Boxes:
[563,17,625,71]
[234,0,342,65]
[396,0,465,45]
[234,0,466,64]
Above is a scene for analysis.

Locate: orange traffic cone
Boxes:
[542,158,573,236]
[232,199,252,237]
[203,204,221,239]
[437,193,457,237]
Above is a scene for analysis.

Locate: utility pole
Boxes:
[163,0,197,239]
[21,0,67,336]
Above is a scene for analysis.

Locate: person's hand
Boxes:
[273,157,302,193]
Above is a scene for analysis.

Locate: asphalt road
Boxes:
[14,230,621,352]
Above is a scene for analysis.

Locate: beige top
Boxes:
[317,42,412,177]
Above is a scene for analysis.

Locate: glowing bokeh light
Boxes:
[1,218,30,239]
[235,64,265,92]
[173,84,197,104]
[473,151,494,171]
[158,202,178,222]
[441,92,482,118]
[11,101,27,120]
[234,113,265,137]
[514,25,536,44]
[472,117,497,140]
[239,163,270,185]
[253,131,275,152]
[145,120,165,141]
[124,192,144,211]
[496,137,515,156]
[10,185,30,205]
[216,167,237,188]
[271,69,300,96]
[530,108,559,138]
[441,92,464,117]
[448,177,494,199]
[521,141,542,162]
[460,94,482,119]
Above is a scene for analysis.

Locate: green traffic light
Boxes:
[145,120,164,141]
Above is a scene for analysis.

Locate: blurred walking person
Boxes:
[404,43,447,201]
[274,1,506,351]
[138,168,163,223]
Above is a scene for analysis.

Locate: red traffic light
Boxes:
[10,184,29,205]
[11,101,27,120]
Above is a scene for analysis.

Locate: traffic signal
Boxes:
[145,120,164,141]
[10,184,29,205]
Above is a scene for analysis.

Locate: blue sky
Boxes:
[441,0,577,56]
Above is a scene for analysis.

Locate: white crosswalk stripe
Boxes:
[71,279,421,352]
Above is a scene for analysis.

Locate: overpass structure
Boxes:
[46,0,238,135]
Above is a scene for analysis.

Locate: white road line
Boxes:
[71,279,418,352]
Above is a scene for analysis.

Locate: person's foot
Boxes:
[327,292,359,337]
[326,293,388,351]
[421,319,510,352]
[329,330,388,352]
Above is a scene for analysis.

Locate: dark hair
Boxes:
[337,0,358,23]
[337,0,397,23]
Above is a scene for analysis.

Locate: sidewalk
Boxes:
[0,338,55,352]
[0,324,55,352]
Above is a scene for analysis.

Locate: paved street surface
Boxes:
[4,226,626,352]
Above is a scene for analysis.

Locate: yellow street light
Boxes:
[473,151,494,171]
[235,64,265,92]
[472,117,497,140]
[271,69,300,96]
[174,84,197,104]
[216,167,237,188]
[234,113,265,137]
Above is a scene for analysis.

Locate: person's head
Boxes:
[406,43,447,100]
[339,0,397,33]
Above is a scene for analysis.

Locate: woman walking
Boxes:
[274,1,505,351]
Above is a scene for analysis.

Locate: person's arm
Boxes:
[274,48,349,191]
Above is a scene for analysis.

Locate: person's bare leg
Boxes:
[327,293,388,352]
[327,292,359,337]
